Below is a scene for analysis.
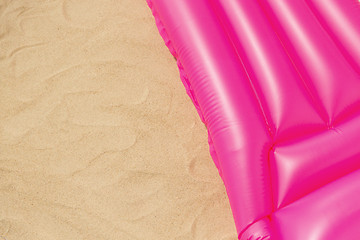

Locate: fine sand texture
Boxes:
[0,0,237,239]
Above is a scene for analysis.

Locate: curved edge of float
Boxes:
[146,1,274,239]
[146,0,223,177]
[147,1,275,239]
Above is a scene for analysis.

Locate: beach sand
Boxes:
[0,0,237,239]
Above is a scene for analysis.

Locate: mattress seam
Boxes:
[257,0,330,126]
[208,0,275,139]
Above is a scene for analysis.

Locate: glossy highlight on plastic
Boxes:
[146,0,360,239]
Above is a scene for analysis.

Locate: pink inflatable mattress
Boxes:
[147,0,360,239]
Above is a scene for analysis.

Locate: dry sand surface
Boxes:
[0,0,237,239]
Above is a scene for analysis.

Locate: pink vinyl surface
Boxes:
[146,0,360,239]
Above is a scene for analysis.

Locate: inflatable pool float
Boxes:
[146,0,360,239]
